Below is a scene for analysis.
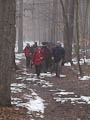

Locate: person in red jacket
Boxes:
[24,43,31,68]
[32,46,44,78]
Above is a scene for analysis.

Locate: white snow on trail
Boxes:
[79,76,90,81]
[40,72,66,78]
[16,76,24,80]
[54,90,90,104]
[85,59,90,65]
[11,97,22,105]
[26,76,54,88]
[15,59,21,64]
[24,91,45,114]
[11,77,46,118]
[21,71,55,88]
[72,57,90,65]
[22,71,32,76]
[11,83,26,88]
[54,97,81,104]
[64,62,71,67]
[13,89,45,119]
[11,83,26,93]
[54,96,90,104]
[55,91,74,96]
[60,74,66,77]
[22,70,66,88]
[80,58,90,65]
[15,53,25,60]
[64,58,90,66]
[80,96,90,104]
[40,72,56,77]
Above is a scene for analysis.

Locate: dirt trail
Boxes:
[11,56,90,120]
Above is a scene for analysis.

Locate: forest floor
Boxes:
[0,53,90,120]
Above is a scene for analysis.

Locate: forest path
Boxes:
[11,53,90,120]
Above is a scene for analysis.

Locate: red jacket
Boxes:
[24,46,31,57]
[32,48,44,65]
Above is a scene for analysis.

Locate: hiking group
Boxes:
[24,41,65,78]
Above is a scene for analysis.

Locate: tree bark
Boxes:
[51,0,58,44]
[18,0,23,53]
[75,0,82,76]
[60,0,74,63]
[0,0,16,106]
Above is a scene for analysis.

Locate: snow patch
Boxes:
[72,57,90,65]
[60,74,66,77]
[16,77,23,80]
[15,59,21,64]
[16,89,45,118]
[40,72,56,77]
[55,91,74,95]
[80,96,90,104]
[26,75,54,88]
[54,90,90,104]
[11,83,26,93]
[15,53,25,59]
[64,62,71,67]
[11,97,22,104]
[79,76,90,80]
[26,96,45,113]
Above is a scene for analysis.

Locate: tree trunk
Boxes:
[82,0,90,62]
[0,0,16,106]
[75,0,82,76]
[18,0,23,53]
[60,0,74,63]
[51,0,58,44]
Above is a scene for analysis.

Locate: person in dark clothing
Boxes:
[41,44,52,72]
[44,44,52,71]
[52,41,65,77]
[61,47,66,66]
[24,43,31,68]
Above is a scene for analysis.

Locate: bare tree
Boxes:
[81,0,90,61]
[75,0,82,76]
[51,0,58,44]
[18,0,23,53]
[0,0,16,106]
[60,0,74,63]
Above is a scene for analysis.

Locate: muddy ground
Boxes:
[0,56,90,120]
